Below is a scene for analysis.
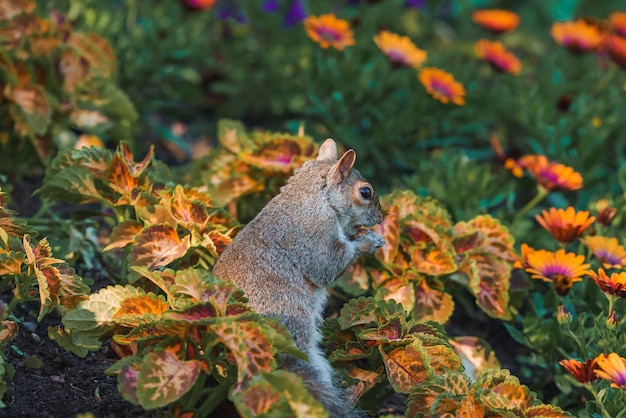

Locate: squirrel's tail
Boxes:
[282,356,363,418]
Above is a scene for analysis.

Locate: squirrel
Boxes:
[213,138,385,417]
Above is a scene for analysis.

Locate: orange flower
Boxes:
[610,11,626,38]
[595,199,617,227]
[606,34,626,69]
[559,358,599,383]
[518,155,583,191]
[525,249,590,295]
[587,269,626,297]
[303,14,355,51]
[514,243,536,269]
[474,39,522,75]
[581,236,626,269]
[551,20,603,53]
[472,9,520,33]
[534,207,594,244]
[374,31,427,69]
[418,67,466,106]
[595,353,626,389]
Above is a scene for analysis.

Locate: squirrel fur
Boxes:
[213,138,385,417]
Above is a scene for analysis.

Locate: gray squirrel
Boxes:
[213,138,385,417]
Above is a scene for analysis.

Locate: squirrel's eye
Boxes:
[359,186,373,200]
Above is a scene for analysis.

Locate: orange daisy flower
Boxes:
[534,207,594,244]
[559,358,599,383]
[595,199,618,227]
[303,14,355,51]
[472,9,520,34]
[474,39,522,75]
[418,67,466,106]
[595,353,626,389]
[525,249,590,295]
[581,236,626,269]
[514,243,536,269]
[519,155,583,191]
[587,269,626,297]
[374,31,427,69]
[551,20,603,53]
[606,34,626,69]
[610,11,626,38]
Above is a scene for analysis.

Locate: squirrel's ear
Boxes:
[329,149,356,183]
[317,138,338,161]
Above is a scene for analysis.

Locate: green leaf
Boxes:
[217,119,254,154]
[210,317,276,383]
[232,371,328,418]
[62,285,146,337]
[135,350,201,409]
[379,339,433,394]
[48,326,101,358]
[130,224,191,270]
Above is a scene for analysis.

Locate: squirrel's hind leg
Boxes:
[281,356,363,418]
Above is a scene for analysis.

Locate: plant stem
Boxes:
[196,380,232,417]
[586,385,612,418]
[5,296,20,316]
[514,187,549,223]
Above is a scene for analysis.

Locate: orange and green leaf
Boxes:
[130,224,191,270]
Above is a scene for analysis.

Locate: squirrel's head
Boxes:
[317,138,383,234]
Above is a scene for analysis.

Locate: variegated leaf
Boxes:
[406,371,471,416]
[374,276,416,313]
[481,381,532,411]
[232,371,328,418]
[111,293,169,328]
[462,254,512,320]
[379,339,432,393]
[456,394,485,418]
[449,336,501,381]
[456,215,517,262]
[414,280,454,324]
[423,343,463,374]
[103,220,143,252]
[130,224,191,270]
[135,350,201,409]
[211,318,275,383]
[525,404,573,417]
[376,205,400,264]
[62,285,146,335]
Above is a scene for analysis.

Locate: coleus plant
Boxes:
[62,266,327,417]
[337,190,517,323]
[323,296,572,417]
[0,0,137,173]
[190,119,318,213]
[0,187,91,404]
[36,142,237,278]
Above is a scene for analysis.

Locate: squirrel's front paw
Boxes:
[356,230,386,254]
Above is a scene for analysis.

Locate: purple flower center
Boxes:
[316,28,343,43]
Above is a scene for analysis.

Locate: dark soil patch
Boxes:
[0,305,153,418]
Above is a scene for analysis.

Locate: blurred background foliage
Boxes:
[26,0,625,224]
